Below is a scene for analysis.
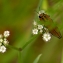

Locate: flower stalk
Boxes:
[7,45,22,52]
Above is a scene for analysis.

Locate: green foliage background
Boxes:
[0,0,63,63]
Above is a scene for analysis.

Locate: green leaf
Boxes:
[33,54,42,63]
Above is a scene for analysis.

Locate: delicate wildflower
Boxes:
[40,29,43,33]
[39,10,45,14]
[38,10,45,16]
[42,33,51,42]
[3,39,9,45]
[32,29,38,35]
[33,21,37,26]
[38,25,43,30]
[4,31,10,37]
[0,30,10,53]
[44,27,48,31]
[0,46,6,53]
[0,39,3,43]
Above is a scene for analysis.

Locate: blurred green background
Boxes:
[0,0,63,63]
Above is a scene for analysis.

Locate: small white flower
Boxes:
[33,21,37,26]
[3,39,9,45]
[39,10,45,14]
[32,29,38,34]
[38,25,43,29]
[0,39,3,43]
[38,10,45,16]
[40,29,43,33]
[44,27,48,31]
[4,31,10,37]
[42,33,51,42]
[0,34,3,38]
[0,46,6,53]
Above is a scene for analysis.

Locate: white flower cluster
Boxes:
[32,21,51,42]
[0,31,10,53]
[38,10,45,16]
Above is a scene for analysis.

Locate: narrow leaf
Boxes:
[33,54,42,63]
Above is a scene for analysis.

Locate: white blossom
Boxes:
[44,27,48,31]
[32,29,38,35]
[4,31,10,37]
[33,21,37,26]
[0,46,6,53]
[40,29,43,33]
[38,10,45,16]
[0,30,10,53]
[42,33,51,42]
[39,10,45,14]
[0,39,3,43]
[38,25,43,30]
[3,39,9,45]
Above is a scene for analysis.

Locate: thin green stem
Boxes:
[7,45,22,52]
[22,35,39,50]
[18,51,21,63]
[7,45,22,63]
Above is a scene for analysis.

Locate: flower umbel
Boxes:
[0,30,10,53]
[32,20,52,42]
